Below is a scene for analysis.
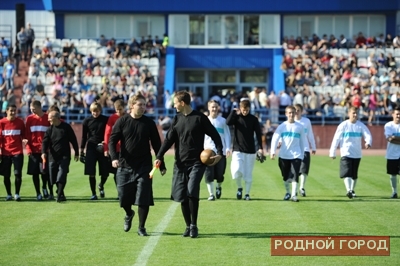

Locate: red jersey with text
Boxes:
[0,117,26,155]
[25,113,50,154]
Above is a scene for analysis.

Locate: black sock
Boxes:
[99,175,108,188]
[89,176,96,195]
[138,205,149,229]
[48,184,54,195]
[57,183,66,197]
[181,201,191,227]
[3,176,11,195]
[123,206,133,217]
[32,174,41,194]
[41,174,49,190]
[15,174,22,195]
[188,197,199,226]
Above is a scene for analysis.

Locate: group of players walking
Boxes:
[1,90,399,238]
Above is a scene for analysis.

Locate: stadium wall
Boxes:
[69,124,387,150]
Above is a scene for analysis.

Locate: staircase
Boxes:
[12,59,27,108]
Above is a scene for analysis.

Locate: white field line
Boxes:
[133,202,179,266]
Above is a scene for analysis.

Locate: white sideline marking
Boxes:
[133,202,179,266]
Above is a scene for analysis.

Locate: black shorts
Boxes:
[340,157,361,179]
[299,151,311,175]
[171,162,206,202]
[49,157,70,185]
[386,159,400,175]
[116,166,153,207]
[27,153,49,175]
[0,154,24,177]
[204,156,226,183]
[84,147,109,176]
[278,158,302,182]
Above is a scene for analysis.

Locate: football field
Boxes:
[0,154,398,265]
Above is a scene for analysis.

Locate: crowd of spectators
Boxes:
[280,32,400,125]
[2,30,169,119]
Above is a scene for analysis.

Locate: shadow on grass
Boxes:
[157,231,400,239]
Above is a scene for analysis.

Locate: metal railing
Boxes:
[18,107,390,126]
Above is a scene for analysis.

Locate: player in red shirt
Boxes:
[24,100,52,200]
[104,99,126,198]
[0,105,26,201]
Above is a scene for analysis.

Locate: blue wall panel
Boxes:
[45,0,399,13]
[174,49,273,69]
[0,0,45,10]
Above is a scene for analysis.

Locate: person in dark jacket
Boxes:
[41,111,79,202]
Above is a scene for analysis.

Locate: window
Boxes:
[283,16,298,41]
[260,15,279,45]
[318,16,333,38]
[244,15,259,45]
[207,15,222,44]
[334,16,350,39]
[177,70,205,83]
[210,70,236,83]
[190,15,205,45]
[116,15,131,39]
[224,15,239,44]
[352,16,368,38]
[369,15,385,38]
[240,70,267,83]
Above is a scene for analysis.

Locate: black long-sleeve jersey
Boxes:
[42,122,79,161]
[81,114,108,150]
[108,114,161,169]
[157,110,223,168]
[226,110,263,153]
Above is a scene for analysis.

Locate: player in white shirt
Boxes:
[203,100,231,200]
[270,105,305,202]
[294,104,316,197]
[384,106,400,199]
[329,106,372,199]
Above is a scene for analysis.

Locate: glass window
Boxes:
[244,15,259,45]
[190,15,205,45]
[207,15,222,44]
[318,16,333,38]
[260,15,279,45]
[86,16,97,38]
[169,15,189,45]
[177,70,205,83]
[65,15,82,38]
[300,16,315,38]
[224,15,239,44]
[210,70,236,83]
[99,15,114,39]
[283,16,298,42]
[116,15,130,39]
[334,16,350,40]
[134,15,149,38]
[352,15,368,38]
[369,15,385,38]
[240,70,267,83]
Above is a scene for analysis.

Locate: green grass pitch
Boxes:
[0,155,398,265]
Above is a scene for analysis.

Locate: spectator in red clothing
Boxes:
[24,100,52,200]
[356,32,367,48]
[0,105,26,201]
[104,99,126,197]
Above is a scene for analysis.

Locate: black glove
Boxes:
[80,152,86,164]
[256,151,266,163]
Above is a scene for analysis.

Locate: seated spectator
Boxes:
[99,35,108,47]
[339,34,348,48]
[393,35,400,48]
[385,34,393,47]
